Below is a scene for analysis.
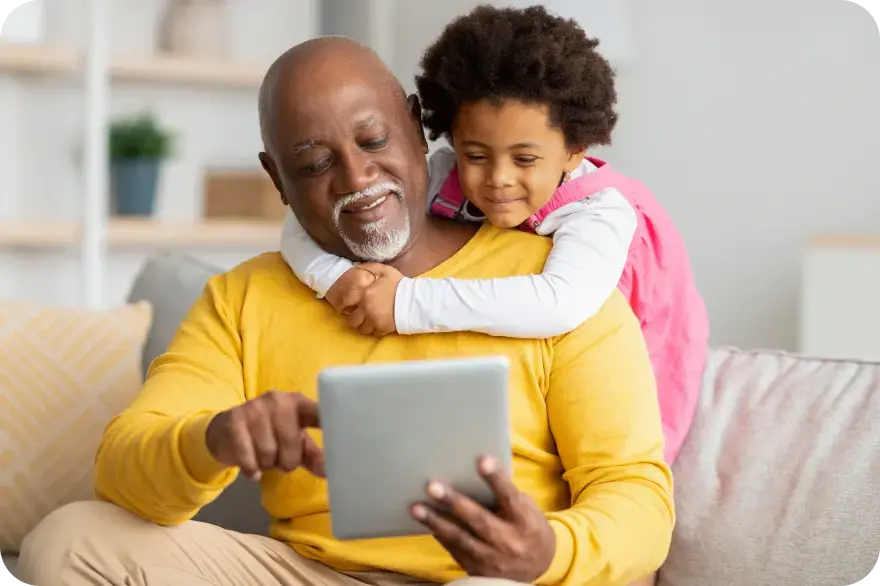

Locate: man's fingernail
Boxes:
[412,505,428,520]
[480,456,497,474]
[428,481,446,499]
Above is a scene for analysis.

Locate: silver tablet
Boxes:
[317,355,512,540]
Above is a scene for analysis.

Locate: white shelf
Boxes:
[113,54,265,88]
[808,235,880,249]
[0,42,266,88]
[0,42,76,73]
[0,219,282,249]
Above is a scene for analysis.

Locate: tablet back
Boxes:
[317,355,512,540]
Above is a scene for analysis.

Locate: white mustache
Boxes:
[333,181,404,216]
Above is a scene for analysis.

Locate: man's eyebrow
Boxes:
[354,116,380,130]
[288,118,379,156]
[289,139,319,156]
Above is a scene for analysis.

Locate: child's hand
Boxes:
[343,263,404,337]
[324,267,376,314]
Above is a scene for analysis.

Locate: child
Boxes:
[280,5,709,468]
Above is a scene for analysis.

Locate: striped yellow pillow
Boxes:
[0,300,152,552]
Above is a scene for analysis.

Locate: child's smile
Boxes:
[451,99,585,228]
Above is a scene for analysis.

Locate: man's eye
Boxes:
[300,158,331,176]
[361,135,390,150]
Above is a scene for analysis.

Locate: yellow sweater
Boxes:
[95,224,674,586]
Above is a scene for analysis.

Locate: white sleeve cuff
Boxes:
[312,261,354,298]
[393,277,417,334]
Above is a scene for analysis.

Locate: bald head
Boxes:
[256,35,431,266]
[258,36,405,153]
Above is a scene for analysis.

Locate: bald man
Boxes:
[17,38,673,586]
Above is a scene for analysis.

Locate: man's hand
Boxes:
[205,391,323,481]
[323,267,376,314]
[411,456,556,582]
[343,262,404,337]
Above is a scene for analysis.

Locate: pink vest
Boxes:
[431,158,709,463]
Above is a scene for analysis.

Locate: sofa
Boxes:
[2,251,879,585]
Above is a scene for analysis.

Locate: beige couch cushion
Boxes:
[0,300,152,553]
[660,348,880,586]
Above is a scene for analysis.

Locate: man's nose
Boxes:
[486,163,515,189]
[335,148,380,194]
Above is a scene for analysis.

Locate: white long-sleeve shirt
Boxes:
[280,152,636,338]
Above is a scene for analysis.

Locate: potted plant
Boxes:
[109,114,173,216]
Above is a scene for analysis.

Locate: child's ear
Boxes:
[566,147,588,172]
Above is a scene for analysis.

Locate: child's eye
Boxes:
[465,153,488,162]
[515,157,538,165]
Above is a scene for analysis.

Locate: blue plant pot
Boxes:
[111,158,160,216]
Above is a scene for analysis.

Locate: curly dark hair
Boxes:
[415,4,619,150]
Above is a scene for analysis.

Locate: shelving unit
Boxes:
[805,235,880,248]
[0,42,266,88]
[0,219,282,249]
[111,54,264,88]
[0,0,398,308]
[0,41,76,74]
[0,0,318,308]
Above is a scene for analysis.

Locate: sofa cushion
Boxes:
[127,251,223,376]
[660,348,880,586]
[0,300,152,553]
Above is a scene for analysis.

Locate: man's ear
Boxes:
[406,94,429,153]
[259,151,288,206]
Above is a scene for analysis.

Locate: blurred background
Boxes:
[0,0,878,357]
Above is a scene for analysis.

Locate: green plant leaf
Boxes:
[109,113,175,160]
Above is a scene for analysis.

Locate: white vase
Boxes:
[159,0,230,60]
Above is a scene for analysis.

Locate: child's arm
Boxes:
[280,208,354,298]
[394,188,637,338]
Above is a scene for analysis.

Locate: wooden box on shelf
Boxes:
[202,169,284,221]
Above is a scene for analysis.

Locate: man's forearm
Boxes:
[538,462,675,586]
[94,409,237,526]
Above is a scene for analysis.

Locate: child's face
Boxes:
[451,99,586,228]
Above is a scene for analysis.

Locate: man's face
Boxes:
[260,73,429,262]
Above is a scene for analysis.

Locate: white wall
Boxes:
[388,0,880,351]
[609,0,880,350]
[321,0,372,42]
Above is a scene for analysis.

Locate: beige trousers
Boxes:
[17,501,525,586]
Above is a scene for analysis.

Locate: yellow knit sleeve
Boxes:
[536,291,675,586]
[94,272,246,525]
